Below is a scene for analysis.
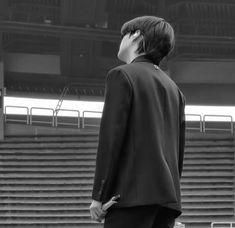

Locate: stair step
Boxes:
[176,223,209,228]
[5,132,99,139]
[185,147,235,152]
[4,136,99,143]
[184,153,234,158]
[0,161,96,166]
[181,211,234,216]
[0,199,91,204]
[0,173,94,178]
[182,195,233,200]
[5,185,234,192]
[0,154,96,161]
[179,217,234,223]
[183,165,234,171]
[0,190,92,194]
[0,192,92,197]
[0,218,97,223]
[181,178,234,183]
[0,207,90,213]
[182,204,234,209]
[0,148,97,154]
[186,131,234,140]
[181,184,233,189]
[0,218,102,225]
[181,187,234,192]
[0,142,98,149]
[183,159,234,164]
[186,141,234,146]
[0,187,93,192]
[182,201,234,206]
[0,167,96,172]
[0,212,90,217]
[0,185,93,190]
[1,206,232,214]
[0,205,91,210]
[181,190,233,196]
[0,224,100,227]
[0,208,91,213]
[0,179,94,184]
[0,225,102,228]
[181,197,234,202]
[181,177,234,182]
[181,171,234,177]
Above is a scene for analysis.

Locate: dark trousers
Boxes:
[104,205,176,228]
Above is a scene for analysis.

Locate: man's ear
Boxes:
[131,30,142,43]
[132,30,141,39]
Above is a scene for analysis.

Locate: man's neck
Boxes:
[126,50,145,64]
[126,47,145,64]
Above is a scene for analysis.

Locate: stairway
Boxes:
[179,132,235,228]
[0,131,234,228]
[0,133,102,228]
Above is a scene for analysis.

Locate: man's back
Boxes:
[90,16,184,227]
[92,55,185,217]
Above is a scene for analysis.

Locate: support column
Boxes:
[0,33,4,141]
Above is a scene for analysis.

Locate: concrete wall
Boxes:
[4,53,235,106]
[5,53,60,74]
[170,60,235,105]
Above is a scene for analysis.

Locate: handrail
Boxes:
[3,104,235,134]
[4,105,29,124]
[82,111,102,128]
[30,107,54,126]
[203,114,233,133]
[185,114,203,132]
[211,221,235,228]
[55,86,69,112]
[54,109,80,128]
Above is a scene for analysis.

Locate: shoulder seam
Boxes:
[119,68,134,92]
[108,68,133,92]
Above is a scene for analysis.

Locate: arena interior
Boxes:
[0,0,235,228]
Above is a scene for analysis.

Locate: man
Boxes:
[89,16,186,228]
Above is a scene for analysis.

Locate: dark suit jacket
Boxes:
[92,55,186,217]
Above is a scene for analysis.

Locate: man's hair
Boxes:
[121,16,175,65]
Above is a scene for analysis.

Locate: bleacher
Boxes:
[0,130,101,228]
[181,132,235,228]
[0,124,234,228]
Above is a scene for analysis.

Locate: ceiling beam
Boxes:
[0,21,119,42]
[1,20,235,47]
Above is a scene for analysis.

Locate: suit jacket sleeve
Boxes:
[92,68,132,202]
[178,93,186,178]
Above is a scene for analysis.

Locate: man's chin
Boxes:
[117,52,126,63]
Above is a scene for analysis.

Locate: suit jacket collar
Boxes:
[131,55,153,64]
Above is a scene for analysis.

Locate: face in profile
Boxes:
[117,31,143,63]
[117,33,131,63]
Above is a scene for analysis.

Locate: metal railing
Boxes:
[3,106,235,134]
[185,114,203,132]
[55,86,69,113]
[203,115,234,134]
[82,111,102,128]
[5,106,29,124]
[54,109,80,128]
[211,221,235,228]
[30,107,55,127]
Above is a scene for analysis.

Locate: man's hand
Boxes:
[89,200,107,222]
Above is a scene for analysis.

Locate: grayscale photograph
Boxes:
[0,1,235,228]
